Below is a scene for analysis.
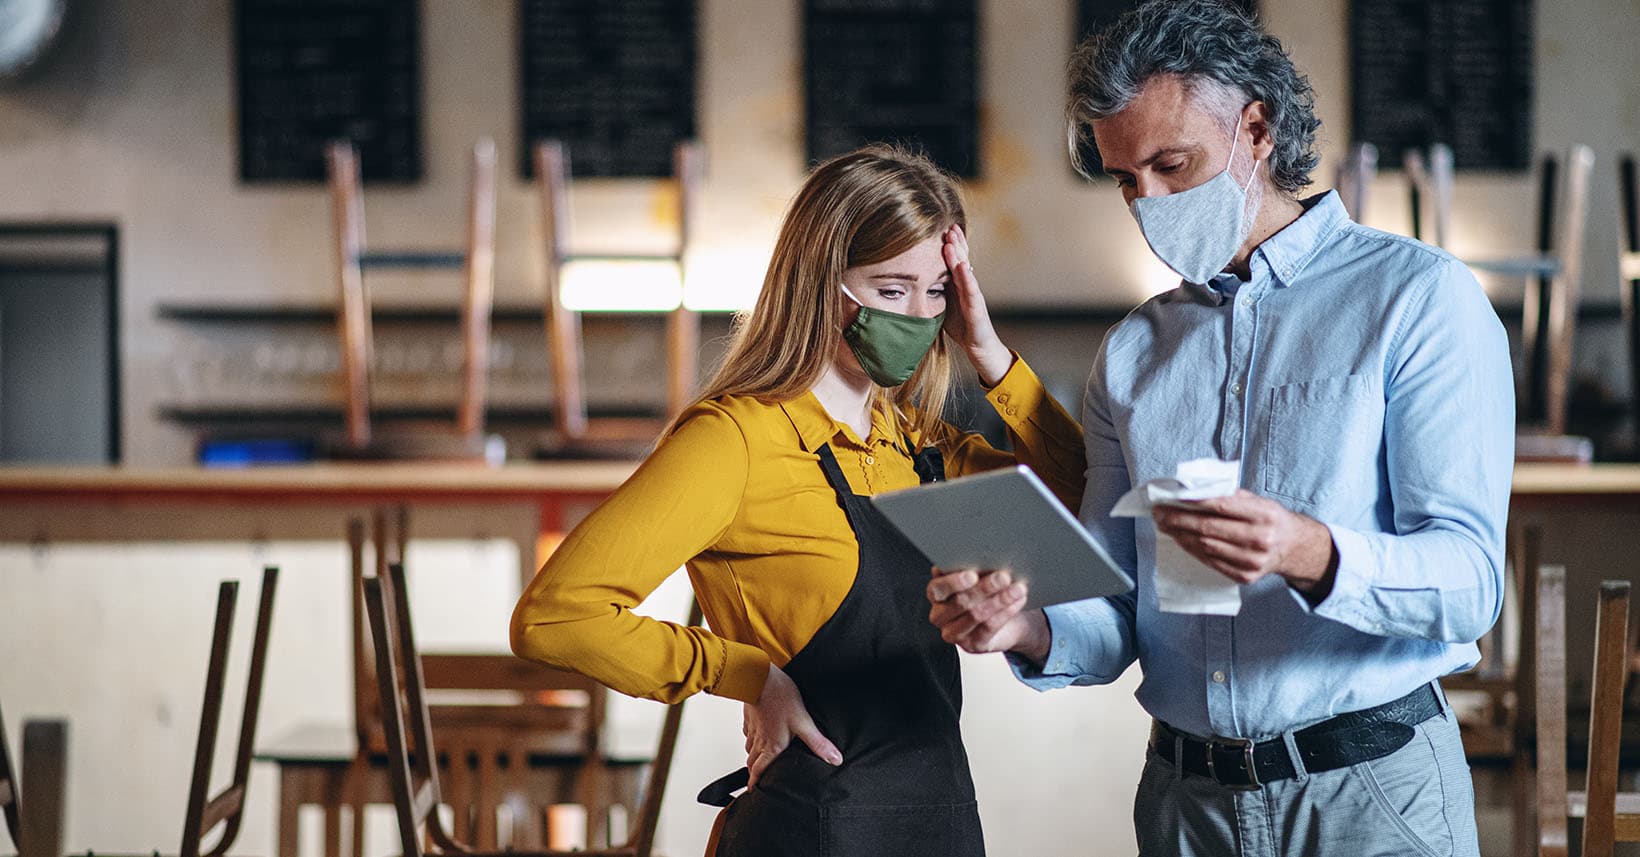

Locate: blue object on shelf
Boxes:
[198,438,317,467]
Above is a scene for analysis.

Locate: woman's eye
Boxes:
[928,286,947,299]
[877,288,905,300]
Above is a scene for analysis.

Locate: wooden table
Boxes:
[0,462,637,585]
[1511,462,1640,506]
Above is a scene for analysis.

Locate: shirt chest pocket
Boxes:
[1260,373,1384,508]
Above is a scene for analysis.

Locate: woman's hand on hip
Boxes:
[940,224,1014,387]
[743,663,842,788]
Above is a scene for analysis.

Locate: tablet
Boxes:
[870,465,1133,611]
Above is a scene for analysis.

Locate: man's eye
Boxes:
[1158,161,1184,173]
[1114,176,1135,188]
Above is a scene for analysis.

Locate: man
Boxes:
[927,2,1513,855]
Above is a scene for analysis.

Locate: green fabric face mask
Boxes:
[840,285,945,387]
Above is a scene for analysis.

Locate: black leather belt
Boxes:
[1149,683,1442,790]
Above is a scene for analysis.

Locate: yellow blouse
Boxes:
[510,356,1085,705]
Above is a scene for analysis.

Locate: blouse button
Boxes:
[865,455,876,465]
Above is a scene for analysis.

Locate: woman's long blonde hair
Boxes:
[684,145,966,448]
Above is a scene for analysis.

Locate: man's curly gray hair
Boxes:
[1067,0,1321,194]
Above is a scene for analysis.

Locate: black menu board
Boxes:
[235,0,422,183]
[1351,0,1532,170]
[1071,0,1257,178]
[520,0,698,178]
[805,0,979,178]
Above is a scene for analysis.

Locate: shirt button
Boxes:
[1230,383,1243,396]
[1240,297,1253,308]
[1212,670,1226,684]
[997,393,1010,404]
[1005,407,1017,416]
[865,455,875,465]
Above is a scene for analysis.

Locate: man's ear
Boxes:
[1243,100,1277,162]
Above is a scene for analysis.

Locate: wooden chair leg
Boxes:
[445,746,473,843]
[475,744,500,850]
[277,773,300,857]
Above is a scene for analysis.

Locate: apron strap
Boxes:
[697,766,750,807]
[813,443,855,499]
[912,444,945,485]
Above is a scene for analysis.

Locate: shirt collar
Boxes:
[1180,190,1348,305]
[779,391,900,452]
[1253,190,1347,289]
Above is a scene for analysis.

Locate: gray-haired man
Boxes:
[927,2,1513,855]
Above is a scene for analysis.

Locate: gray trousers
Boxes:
[1134,691,1480,857]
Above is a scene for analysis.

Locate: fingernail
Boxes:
[1010,583,1026,599]
[826,751,843,765]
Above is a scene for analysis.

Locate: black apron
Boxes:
[698,442,985,857]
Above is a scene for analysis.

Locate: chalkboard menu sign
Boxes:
[805,0,979,178]
[1351,0,1532,171]
[1071,0,1257,178]
[235,0,422,183]
[520,0,698,178]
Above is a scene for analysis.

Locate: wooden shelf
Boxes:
[157,403,665,427]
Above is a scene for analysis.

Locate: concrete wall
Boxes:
[3,2,1639,857]
[0,0,1635,464]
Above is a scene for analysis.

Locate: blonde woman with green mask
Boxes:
[511,145,1085,856]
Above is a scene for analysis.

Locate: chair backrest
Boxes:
[179,566,279,857]
[364,564,457,857]
[1404,143,1453,248]
[1,701,20,852]
[367,560,699,857]
[1583,580,1635,857]
[1335,142,1378,223]
[326,139,498,452]
[1539,146,1596,438]
[1621,154,1640,444]
[1533,563,1571,857]
[534,138,703,449]
[624,598,702,857]
[17,720,66,857]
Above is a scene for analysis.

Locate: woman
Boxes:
[510,145,1084,856]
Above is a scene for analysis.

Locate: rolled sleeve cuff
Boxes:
[711,639,772,704]
[985,352,1042,427]
[1297,523,1380,632]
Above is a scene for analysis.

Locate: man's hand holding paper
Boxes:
[1137,459,1339,608]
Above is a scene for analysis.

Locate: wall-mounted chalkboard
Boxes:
[1351,0,1532,171]
[235,0,422,183]
[1071,0,1258,179]
[519,0,698,178]
[805,0,979,178]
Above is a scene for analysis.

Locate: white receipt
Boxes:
[1112,458,1243,615]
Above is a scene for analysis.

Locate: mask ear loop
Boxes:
[839,284,865,307]
[1225,117,1262,194]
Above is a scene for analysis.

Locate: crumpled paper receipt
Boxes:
[1112,458,1243,615]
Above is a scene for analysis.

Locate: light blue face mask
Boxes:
[1128,120,1262,284]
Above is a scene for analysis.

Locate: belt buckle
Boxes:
[1205,736,1260,791]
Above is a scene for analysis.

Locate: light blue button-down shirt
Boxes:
[1013,191,1515,740]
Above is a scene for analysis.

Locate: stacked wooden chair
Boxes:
[363,562,693,855]
[1,703,68,857]
[533,139,704,459]
[1518,566,1640,857]
[64,568,279,857]
[261,508,673,854]
[326,138,502,463]
[1333,142,1379,223]
[1620,154,1640,459]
